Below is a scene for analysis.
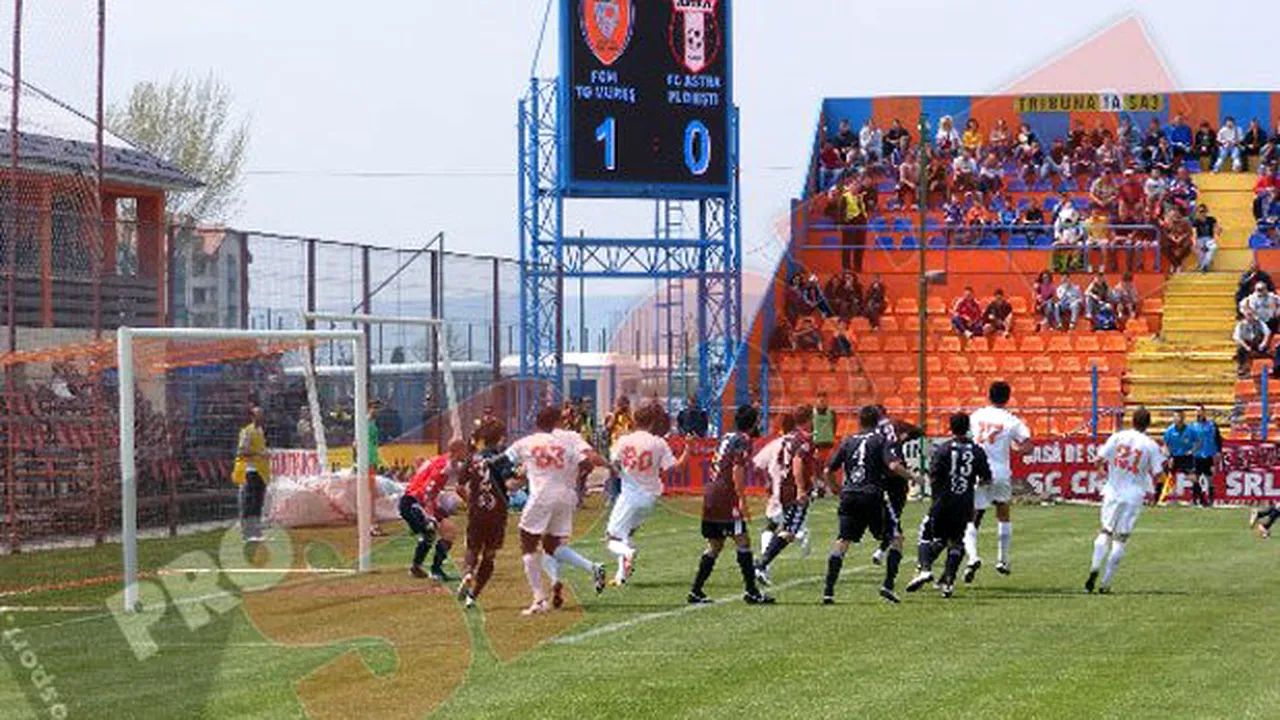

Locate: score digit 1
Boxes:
[595,117,617,171]
[684,120,711,176]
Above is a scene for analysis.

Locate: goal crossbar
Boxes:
[116,326,373,613]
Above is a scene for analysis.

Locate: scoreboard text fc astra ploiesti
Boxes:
[563,0,733,197]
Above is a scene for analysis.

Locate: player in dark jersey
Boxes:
[823,405,914,604]
[754,406,816,584]
[688,405,774,605]
[456,419,516,609]
[872,405,924,565]
[906,413,991,598]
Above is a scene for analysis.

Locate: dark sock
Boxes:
[916,541,933,571]
[942,546,964,584]
[474,556,495,596]
[736,548,760,595]
[431,539,452,572]
[824,554,843,596]
[412,536,431,568]
[1264,507,1280,529]
[879,534,891,553]
[972,509,985,530]
[1190,482,1205,506]
[758,535,788,569]
[692,552,717,595]
[1206,481,1214,506]
[884,548,903,591]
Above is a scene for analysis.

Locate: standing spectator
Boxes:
[811,391,839,473]
[897,152,920,210]
[982,289,1013,337]
[1189,405,1222,507]
[1233,307,1278,378]
[1242,119,1267,171]
[988,118,1011,159]
[962,118,982,155]
[233,406,271,543]
[1193,120,1218,169]
[836,177,868,272]
[1237,260,1275,306]
[1162,208,1194,274]
[1056,273,1084,330]
[677,393,709,438]
[1239,281,1280,334]
[935,115,961,156]
[1213,117,1243,172]
[1033,270,1060,331]
[1053,201,1086,249]
[826,319,855,368]
[1112,272,1140,327]
[1168,114,1193,161]
[1192,204,1221,272]
[864,275,887,329]
[950,287,984,338]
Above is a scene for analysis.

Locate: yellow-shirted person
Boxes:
[232,406,271,542]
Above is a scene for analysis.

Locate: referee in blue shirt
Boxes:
[1189,405,1222,507]
[1162,409,1196,505]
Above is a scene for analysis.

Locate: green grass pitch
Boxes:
[1,499,1277,719]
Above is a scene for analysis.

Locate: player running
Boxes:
[400,439,468,581]
[455,420,516,608]
[822,406,914,605]
[871,405,924,566]
[906,413,991,598]
[506,406,608,616]
[754,412,793,559]
[606,403,689,585]
[754,406,816,586]
[964,381,1031,581]
[1086,407,1166,594]
[688,405,775,605]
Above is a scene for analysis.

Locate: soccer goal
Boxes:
[116,326,371,612]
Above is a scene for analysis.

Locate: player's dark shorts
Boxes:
[838,491,887,543]
[399,495,436,537]
[701,519,748,540]
[1172,455,1194,473]
[466,511,507,551]
[927,500,970,545]
[779,502,809,535]
[1194,456,1215,476]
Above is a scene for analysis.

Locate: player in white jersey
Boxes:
[964,381,1031,581]
[505,406,607,615]
[605,403,689,585]
[753,412,794,558]
[1086,407,1165,593]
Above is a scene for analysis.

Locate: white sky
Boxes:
[2,0,1277,274]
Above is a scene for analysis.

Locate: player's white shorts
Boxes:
[606,489,658,539]
[519,496,575,538]
[1100,496,1142,536]
[974,477,1013,510]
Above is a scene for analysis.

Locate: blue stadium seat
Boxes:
[871,217,889,232]
[1249,233,1270,249]
[1007,178,1027,192]
[1072,198,1088,210]
[892,218,911,233]
[1017,198,1030,209]
[900,235,918,249]
[927,235,947,248]
[876,234,896,249]
[1007,234,1030,249]
[1043,197,1059,215]
[925,217,941,231]
[1032,234,1053,248]
[978,234,1001,248]
[877,181,895,193]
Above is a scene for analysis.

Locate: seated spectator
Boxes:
[950,287,984,338]
[1045,138,1071,185]
[1143,166,1168,205]
[1016,139,1046,186]
[1067,120,1089,152]
[982,288,1013,337]
[802,273,834,317]
[1015,122,1037,153]
[1161,207,1194,274]
[1117,116,1139,157]
[1192,203,1221,272]
[1167,166,1198,214]
[1254,166,1277,195]
[1092,297,1119,331]
[824,270,863,321]
[1148,137,1175,175]
[864,274,887,329]
[952,149,978,192]
[1259,140,1278,173]
[794,315,823,352]
[1237,260,1276,306]
[1085,209,1111,251]
[1085,271,1111,320]
[1168,114,1193,161]
[1019,198,1046,231]
[1112,272,1140,325]
[1095,140,1121,175]
[1214,117,1243,173]
[896,154,920,209]
[769,317,795,352]
[818,141,845,189]
[829,118,858,162]
[942,192,966,242]
[860,119,883,165]
[1056,273,1084,330]
[1033,270,1060,330]
[962,118,982,155]
[884,118,910,164]
[1053,201,1086,248]
[1088,120,1111,149]
[935,115,960,156]
[1070,140,1095,188]
[988,118,1011,159]
[826,319,855,368]
[964,193,995,235]
[1234,307,1279,379]
[1193,120,1218,168]
[1141,118,1166,165]
[784,273,813,323]
[1239,281,1280,334]
[1242,118,1267,172]
[926,154,950,208]
[1089,169,1119,214]
[1253,187,1278,227]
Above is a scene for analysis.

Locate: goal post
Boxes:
[116,326,371,613]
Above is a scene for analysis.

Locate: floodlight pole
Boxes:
[916,113,930,439]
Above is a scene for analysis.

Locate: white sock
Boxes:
[553,545,597,573]
[540,553,560,583]
[607,538,633,559]
[796,527,809,543]
[963,523,979,563]
[1101,540,1126,587]
[997,522,1012,564]
[1091,533,1110,572]
[522,553,544,602]
[761,530,774,556]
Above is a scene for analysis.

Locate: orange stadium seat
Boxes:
[792,375,814,395]
[974,355,999,374]
[890,356,914,374]
[954,376,980,395]
[849,376,872,395]
[869,376,895,394]
[945,356,971,375]
[903,315,921,333]
[1013,318,1038,335]
[779,355,804,373]
[1056,356,1082,374]
[1039,377,1066,395]
[879,316,901,332]
[1124,318,1149,336]
[1085,356,1110,373]
[884,336,909,353]
[1052,396,1077,412]
[818,374,846,395]
[900,377,921,396]
[859,335,882,353]
[928,376,952,394]
[895,298,919,315]
[1022,396,1049,413]
[1031,415,1054,436]
[1009,296,1029,315]
[1099,376,1122,394]
[1012,376,1037,396]
[1020,336,1046,354]
[848,316,871,334]
[1074,335,1101,353]
[927,356,943,375]
[1046,336,1073,354]
[966,395,989,409]
[927,298,947,316]
[938,336,962,354]
[967,336,992,352]
[1000,355,1026,374]
[1102,335,1128,353]
[991,336,1018,353]
[930,316,953,334]
[1028,356,1054,373]
[862,356,888,373]
[883,396,907,414]
[1142,298,1164,315]
[1069,376,1094,394]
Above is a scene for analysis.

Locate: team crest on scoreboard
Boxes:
[580,0,634,67]
[668,0,722,74]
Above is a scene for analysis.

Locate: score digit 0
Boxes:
[684,120,711,176]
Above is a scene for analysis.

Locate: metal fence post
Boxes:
[1262,369,1270,442]
[1091,363,1099,440]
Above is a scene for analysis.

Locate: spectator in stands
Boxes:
[1056,273,1084,330]
[1237,260,1276,307]
[952,149,978,192]
[950,287,984,338]
[1067,120,1088,152]
[794,315,823,351]
[1045,138,1072,186]
[943,192,966,243]
[677,393,709,438]
[1092,295,1119,331]
[1143,166,1168,205]
[962,118,982,155]
[1053,200,1086,248]
[1255,165,1277,195]
[827,319,855,368]
[1168,114,1193,161]
[830,177,868,272]
[1194,120,1218,169]
[769,317,796,351]
[1148,137,1175,175]
[1085,209,1112,265]
[1167,166,1198,214]
[1085,272,1111,321]
[825,270,863,322]
[964,192,995,240]
[784,273,811,324]
[982,288,1013,337]
[1192,203,1221,272]
[1016,139,1044,186]
[860,119,883,165]
[1261,139,1280,174]
[884,118,911,164]
[1239,281,1280,334]
[802,273,834,317]
[864,275,887,329]
[1095,139,1121,175]
[989,118,1011,159]
[1034,270,1060,330]
[1112,272,1140,326]
[1233,306,1278,378]
[1018,198,1046,234]
[1162,207,1194,274]
[830,118,858,161]
[1253,187,1278,227]
[977,152,1003,201]
[896,152,920,210]
[1089,169,1119,215]
[1242,119,1267,172]
[935,115,960,156]
[296,407,314,449]
[1213,117,1244,172]
[818,141,845,189]
[1140,118,1166,166]
[1015,122,1037,153]
[1070,139,1095,189]
[926,153,950,208]
[1088,120,1111,149]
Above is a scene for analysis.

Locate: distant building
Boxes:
[170,226,245,329]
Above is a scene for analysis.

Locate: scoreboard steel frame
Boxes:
[518,0,745,425]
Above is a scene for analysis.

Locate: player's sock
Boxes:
[997,522,1012,565]
[942,545,964,584]
[916,540,934,571]
[760,529,774,557]
[824,553,844,597]
[758,535,788,570]
[1206,479,1214,506]
[1100,539,1126,587]
[737,548,761,595]
[540,554,560,584]
[607,538,633,559]
[475,555,495,597]
[963,523,979,563]
[883,547,903,591]
[691,552,717,595]
[1091,533,1110,572]
[431,539,452,574]
[878,534,891,554]
[553,545,597,573]
[412,534,432,568]
[522,553,544,602]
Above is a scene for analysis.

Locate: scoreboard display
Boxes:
[563,0,733,197]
